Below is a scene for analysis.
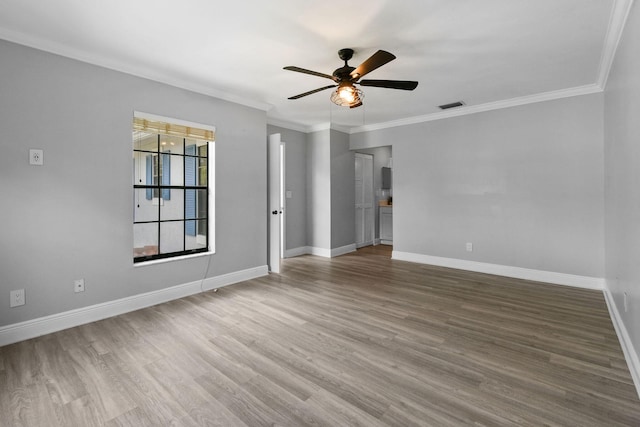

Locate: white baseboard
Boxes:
[0,265,269,347]
[202,265,268,291]
[284,246,310,258]
[294,244,357,258]
[392,251,605,290]
[309,246,332,258]
[603,288,640,399]
[356,240,374,249]
[331,243,357,257]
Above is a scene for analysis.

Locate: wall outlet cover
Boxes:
[10,289,25,307]
[29,149,44,166]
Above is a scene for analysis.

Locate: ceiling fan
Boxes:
[284,48,419,108]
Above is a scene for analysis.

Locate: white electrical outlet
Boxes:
[29,149,44,166]
[10,289,25,307]
[74,279,85,293]
[466,242,473,252]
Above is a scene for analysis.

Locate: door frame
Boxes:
[355,152,375,248]
[268,133,283,273]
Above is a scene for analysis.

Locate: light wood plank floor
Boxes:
[1,246,639,426]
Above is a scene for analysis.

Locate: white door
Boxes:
[355,153,374,248]
[268,133,281,273]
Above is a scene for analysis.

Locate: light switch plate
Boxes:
[29,149,44,165]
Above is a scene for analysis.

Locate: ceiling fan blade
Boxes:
[350,50,396,80]
[288,85,336,100]
[359,79,419,90]
[284,66,336,81]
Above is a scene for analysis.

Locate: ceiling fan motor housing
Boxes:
[337,48,354,61]
[334,48,356,81]
[333,66,355,81]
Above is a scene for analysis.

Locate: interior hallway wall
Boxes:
[330,129,355,250]
[267,125,308,254]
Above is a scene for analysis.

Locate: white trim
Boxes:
[597,0,635,89]
[1,0,631,132]
[0,265,268,347]
[306,245,357,258]
[284,246,311,258]
[392,251,605,290]
[331,244,357,257]
[309,246,332,258]
[307,122,331,133]
[267,118,309,133]
[356,241,375,249]
[0,29,271,112]
[350,84,602,134]
[202,265,269,291]
[134,250,215,267]
[284,244,356,258]
[134,111,216,133]
[603,288,640,399]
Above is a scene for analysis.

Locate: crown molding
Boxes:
[267,118,309,133]
[298,0,635,135]
[0,28,271,112]
[597,0,634,89]
[2,0,632,130]
[308,122,331,132]
[349,84,603,134]
[292,122,350,133]
[270,83,603,135]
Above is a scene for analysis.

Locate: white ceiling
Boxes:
[0,0,630,131]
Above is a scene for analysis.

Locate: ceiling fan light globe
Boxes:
[330,83,364,107]
[339,86,355,102]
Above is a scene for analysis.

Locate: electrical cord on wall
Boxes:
[200,252,215,294]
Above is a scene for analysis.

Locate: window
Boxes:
[132,113,215,262]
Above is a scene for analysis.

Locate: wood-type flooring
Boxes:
[1,246,639,426]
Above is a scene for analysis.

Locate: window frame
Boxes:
[132,112,215,264]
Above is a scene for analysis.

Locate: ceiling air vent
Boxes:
[438,101,465,110]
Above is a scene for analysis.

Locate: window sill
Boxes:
[133,250,215,267]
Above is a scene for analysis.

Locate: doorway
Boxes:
[355,153,375,248]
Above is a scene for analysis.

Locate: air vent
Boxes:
[438,101,465,110]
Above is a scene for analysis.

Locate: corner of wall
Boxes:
[603,285,640,399]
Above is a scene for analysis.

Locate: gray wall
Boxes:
[351,94,605,278]
[267,125,308,252]
[330,130,355,249]
[306,129,331,250]
[267,126,357,254]
[0,40,267,327]
[604,2,640,364]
